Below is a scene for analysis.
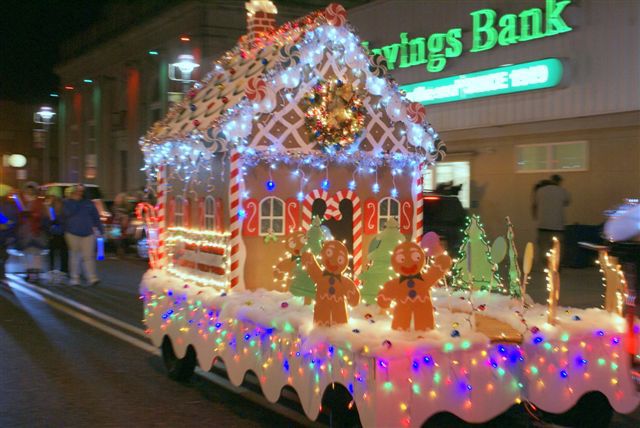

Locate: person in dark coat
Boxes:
[45,186,68,281]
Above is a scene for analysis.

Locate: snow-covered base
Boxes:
[140,270,640,427]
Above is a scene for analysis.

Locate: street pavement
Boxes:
[0,276,306,428]
[0,252,640,428]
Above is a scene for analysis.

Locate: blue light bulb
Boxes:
[297,191,304,202]
[266,180,276,192]
[372,182,380,193]
[390,188,398,198]
[321,178,330,191]
[348,180,356,191]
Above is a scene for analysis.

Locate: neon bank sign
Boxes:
[364,0,573,73]
[401,58,565,105]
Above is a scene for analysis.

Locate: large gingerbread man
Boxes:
[274,231,307,289]
[377,242,452,331]
[301,240,360,326]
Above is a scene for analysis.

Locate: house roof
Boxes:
[141,3,443,169]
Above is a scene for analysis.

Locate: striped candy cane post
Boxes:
[155,164,168,268]
[301,189,329,231]
[327,190,363,281]
[412,162,425,242]
[228,150,243,289]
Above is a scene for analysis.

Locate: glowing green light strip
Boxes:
[401,58,564,106]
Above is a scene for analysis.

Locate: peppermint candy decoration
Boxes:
[407,102,426,124]
[368,54,387,78]
[324,3,347,26]
[278,45,301,68]
[245,77,267,102]
[432,139,447,162]
[203,129,227,153]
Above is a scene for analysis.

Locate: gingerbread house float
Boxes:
[141,1,443,291]
[139,3,640,426]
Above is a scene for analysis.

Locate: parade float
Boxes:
[138,2,639,426]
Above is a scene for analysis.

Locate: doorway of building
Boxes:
[311,197,354,258]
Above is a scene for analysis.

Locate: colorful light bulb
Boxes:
[266,180,276,191]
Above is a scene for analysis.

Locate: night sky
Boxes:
[0,0,112,104]
[0,0,364,105]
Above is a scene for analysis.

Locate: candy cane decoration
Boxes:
[136,202,159,269]
[412,162,425,242]
[228,150,244,289]
[327,189,363,281]
[302,189,329,230]
[546,237,561,325]
[155,164,168,268]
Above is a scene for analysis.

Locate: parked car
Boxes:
[422,182,467,256]
[40,182,113,231]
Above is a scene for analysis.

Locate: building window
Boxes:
[423,161,471,209]
[516,141,588,173]
[69,155,80,182]
[378,197,400,230]
[174,196,184,227]
[259,197,284,236]
[204,196,216,230]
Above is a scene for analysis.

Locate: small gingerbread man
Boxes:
[301,240,360,326]
[377,242,451,331]
[274,231,307,288]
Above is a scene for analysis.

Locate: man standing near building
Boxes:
[64,185,104,286]
[534,174,570,267]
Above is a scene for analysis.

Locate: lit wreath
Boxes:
[303,79,366,149]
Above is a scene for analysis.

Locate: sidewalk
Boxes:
[526,266,606,308]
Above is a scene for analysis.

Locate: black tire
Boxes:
[540,391,613,428]
[319,383,362,428]
[161,337,196,382]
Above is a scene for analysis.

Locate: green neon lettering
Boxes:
[364,1,573,74]
[519,8,544,41]
[426,33,447,72]
[380,43,400,70]
[470,9,498,52]
[399,33,411,68]
[546,0,572,34]
[498,14,518,46]
[445,28,463,57]
[409,37,427,65]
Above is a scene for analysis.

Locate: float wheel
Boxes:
[161,337,196,382]
[541,391,613,428]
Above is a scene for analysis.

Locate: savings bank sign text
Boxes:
[363,0,573,73]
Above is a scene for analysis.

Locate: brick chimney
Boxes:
[246,0,277,42]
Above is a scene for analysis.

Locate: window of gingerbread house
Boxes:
[259,196,285,236]
[204,196,216,230]
[378,197,400,230]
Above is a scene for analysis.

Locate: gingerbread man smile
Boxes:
[378,242,452,331]
[301,240,360,326]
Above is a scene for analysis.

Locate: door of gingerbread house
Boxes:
[311,197,354,256]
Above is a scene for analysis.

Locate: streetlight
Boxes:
[0,154,27,187]
[34,105,56,184]
[169,54,200,93]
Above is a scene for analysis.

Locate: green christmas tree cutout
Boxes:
[505,216,522,298]
[359,217,405,305]
[290,216,332,304]
[451,215,504,293]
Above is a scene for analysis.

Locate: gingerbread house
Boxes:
[140,1,445,291]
